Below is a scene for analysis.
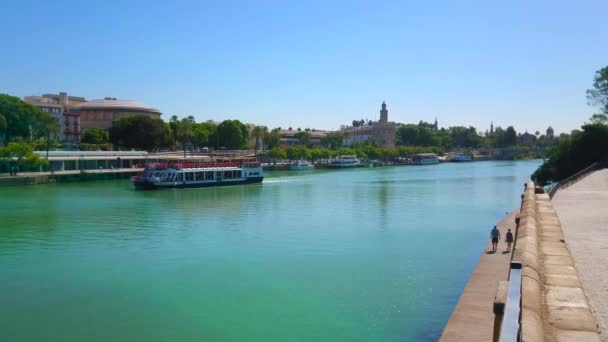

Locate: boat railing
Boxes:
[145,161,261,170]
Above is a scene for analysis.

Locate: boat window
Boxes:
[177,173,183,182]
[204,171,212,180]
[185,172,194,181]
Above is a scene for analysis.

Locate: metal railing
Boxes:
[499,260,522,342]
[548,161,606,199]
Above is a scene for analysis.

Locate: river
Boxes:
[0,160,541,341]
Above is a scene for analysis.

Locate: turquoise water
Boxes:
[0,160,540,341]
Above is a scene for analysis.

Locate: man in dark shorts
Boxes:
[490,226,501,252]
[505,229,514,252]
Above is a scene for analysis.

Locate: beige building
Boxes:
[24,92,85,143]
[77,98,162,131]
[341,101,397,148]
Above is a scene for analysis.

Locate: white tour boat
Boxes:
[132,161,263,190]
[328,155,361,168]
[410,153,439,165]
[290,160,315,171]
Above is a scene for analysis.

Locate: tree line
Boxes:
[533,66,608,185]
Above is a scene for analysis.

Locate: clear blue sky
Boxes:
[1,0,607,134]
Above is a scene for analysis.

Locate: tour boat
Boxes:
[447,152,473,162]
[328,155,361,168]
[410,153,439,165]
[290,160,314,171]
[132,161,263,190]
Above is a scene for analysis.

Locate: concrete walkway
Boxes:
[553,169,608,341]
[440,210,518,342]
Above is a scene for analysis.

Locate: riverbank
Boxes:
[0,168,142,186]
[440,210,519,341]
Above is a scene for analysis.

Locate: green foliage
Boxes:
[586,66,608,114]
[0,94,59,144]
[266,147,286,161]
[589,113,608,125]
[216,120,249,149]
[109,115,173,151]
[320,131,344,149]
[448,126,480,148]
[0,141,47,170]
[285,146,310,160]
[0,113,6,136]
[532,118,608,185]
[252,126,268,152]
[294,131,313,148]
[81,128,109,145]
[265,128,282,150]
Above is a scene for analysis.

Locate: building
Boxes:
[77,98,162,131]
[518,131,537,145]
[279,128,329,147]
[546,126,554,139]
[24,92,84,143]
[341,101,397,148]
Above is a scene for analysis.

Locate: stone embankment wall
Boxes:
[515,181,600,341]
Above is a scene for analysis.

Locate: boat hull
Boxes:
[134,176,263,190]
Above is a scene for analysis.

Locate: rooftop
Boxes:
[75,98,161,114]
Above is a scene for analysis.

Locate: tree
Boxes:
[586,66,608,114]
[175,118,194,152]
[0,141,47,172]
[265,128,282,149]
[0,94,55,144]
[81,128,109,145]
[589,113,608,125]
[252,126,268,153]
[0,113,7,143]
[192,122,216,148]
[320,131,344,149]
[109,116,172,151]
[265,147,286,163]
[295,131,312,147]
[533,116,608,185]
[216,119,249,149]
[504,126,517,147]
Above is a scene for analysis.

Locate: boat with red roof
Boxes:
[132,160,263,190]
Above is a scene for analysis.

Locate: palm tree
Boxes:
[252,126,267,155]
[351,120,359,145]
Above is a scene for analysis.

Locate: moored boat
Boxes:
[289,160,315,171]
[132,161,263,190]
[328,155,361,168]
[410,153,439,165]
[446,152,473,162]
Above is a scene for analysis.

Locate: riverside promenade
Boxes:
[0,168,143,185]
[440,210,518,341]
[553,169,608,340]
[442,177,603,341]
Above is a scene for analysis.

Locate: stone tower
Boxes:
[434,117,438,131]
[490,121,494,135]
[380,101,388,123]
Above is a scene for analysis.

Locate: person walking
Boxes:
[505,229,514,252]
[490,226,501,252]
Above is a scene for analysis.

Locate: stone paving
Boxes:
[553,169,608,341]
[440,211,518,342]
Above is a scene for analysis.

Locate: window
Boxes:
[185,172,194,181]
[176,173,183,182]
[205,171,214,180]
